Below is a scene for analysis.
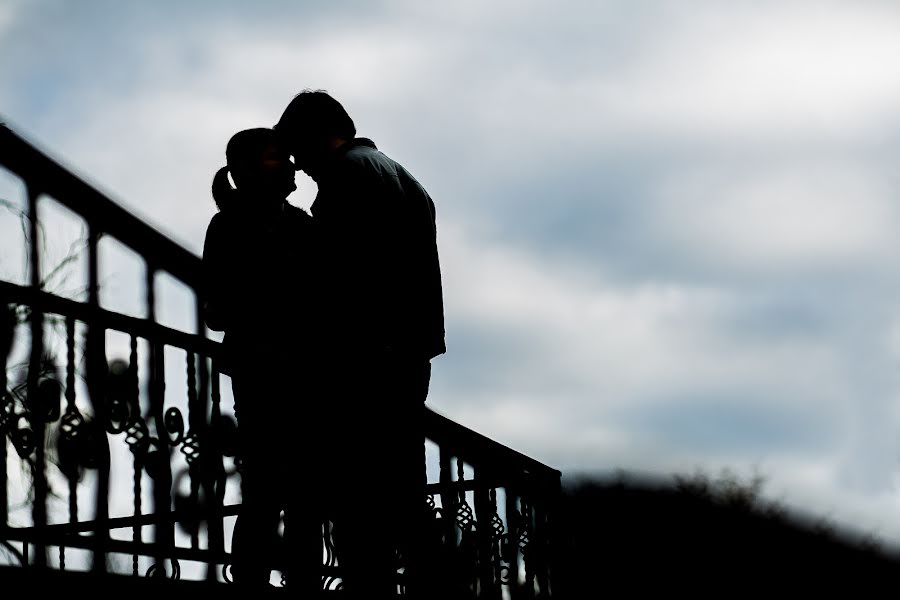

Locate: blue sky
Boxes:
[4,0,900,547]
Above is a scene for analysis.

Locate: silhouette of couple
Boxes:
[202,91,446,597]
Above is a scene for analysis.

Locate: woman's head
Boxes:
[212,128,296,211]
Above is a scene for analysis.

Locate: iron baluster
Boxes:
[504,488,520,599]
[205,359,225,578]
[473,468,497,598]
[25,183,49,569]
[520,496,534,598]
[130,334,142,576]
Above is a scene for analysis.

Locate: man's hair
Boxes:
[275,89,356,141]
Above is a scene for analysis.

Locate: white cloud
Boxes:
[398,1,900,166]
[435,220,859,446]
[0,0,26,39]
[4,0,900,551]
[582,2,900,144]
[426,215,900,549]
[4,17,452,254]
[650,160,900,271]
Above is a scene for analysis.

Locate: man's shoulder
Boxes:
[283,202,312,220]
[340,139,400,178]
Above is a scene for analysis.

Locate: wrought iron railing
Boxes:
[0,124,561,596]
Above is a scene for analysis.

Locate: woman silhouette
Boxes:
[202,128,319,590]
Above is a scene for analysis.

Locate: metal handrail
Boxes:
[0,123,560,595]
[0,124,201,287]
[0,280,219,357]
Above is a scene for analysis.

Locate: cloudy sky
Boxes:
[4,0,900,547]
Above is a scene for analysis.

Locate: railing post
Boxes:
[191,294,216,578]
[0,376,7,532]
[530,483,548,598]
[129,333,142,576]
[85,224,111,574]
[61,316,80,571]
[205,359,226,581]
[26,183,48,570]
[145,263,174,575]
[149,337,174,573]
[505,487,520,600]
[2,126,565,592]
[521,495,535,598]
[474,469,500,599]
[185,351,200,551]
[1,303,14,534]
[438,447,457,555]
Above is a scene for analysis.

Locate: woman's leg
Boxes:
[230,370,283,586]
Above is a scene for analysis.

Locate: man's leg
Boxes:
[392,360,431,598]
[283,504,325,596]
[328,359,400,598]
[335,500,398,598]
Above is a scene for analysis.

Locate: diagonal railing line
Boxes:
[3,504,241,536]
[4,527,234,567]
[425,407,560,478]
[0,124,201,288]
[0,280,219,357]
[1,275,559,484]
[0,122,562,595]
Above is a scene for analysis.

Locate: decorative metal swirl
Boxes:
[323,519,341,591]
[0,392,15,433]
[146,558,181,580]
[57,406,85,476]
[103,358,133,433]
[488,488,507,589]
[163,407,184,446]
[10,417,35,458]
[60,406,84,440]
[105,399,129,434]
[518,522,530,553]
[499,562,512,585]
[499,505,516,586]
[124,417,149,456]
[180,430,200,465]
[491,512,505,541]
[456,501,474,531]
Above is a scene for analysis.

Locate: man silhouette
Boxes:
[275,90,446,598]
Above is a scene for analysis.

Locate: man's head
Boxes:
[274,90,356,177]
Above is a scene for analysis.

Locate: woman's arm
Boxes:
[202,213,231,332]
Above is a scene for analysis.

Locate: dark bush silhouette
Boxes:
[554,470,900,597]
